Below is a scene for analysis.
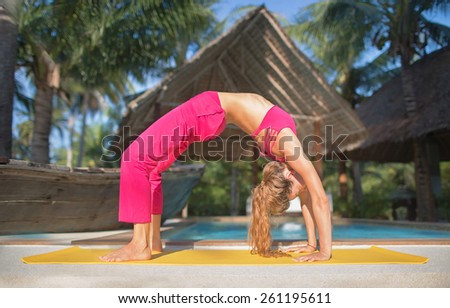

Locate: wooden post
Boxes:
[339,161,348,201]
[230,164,238,216]
[352,161,363,206]
[426,139,442,199]
[313,120,323,179]
[252,146,260,187]
[153,102,161,120]
[414,138,436,221]
[182,204,188,219]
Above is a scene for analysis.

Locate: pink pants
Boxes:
[119,91,226,223]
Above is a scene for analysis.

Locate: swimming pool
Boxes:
[164,221,450,241]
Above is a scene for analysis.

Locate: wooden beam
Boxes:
[252,147,260,187]
[241,32,301,112]
[225,52,264,93]
[219,59,239,92]
[262,10,340,109]
[168,61,216,100]
[313,119,323,180]
[255,31,319,116]
[225,43,297,118]
[290,114,319,121]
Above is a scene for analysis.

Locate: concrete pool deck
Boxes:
[0,229,449,288]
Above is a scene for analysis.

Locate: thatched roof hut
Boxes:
[121,7,366,161]
[347,47,450,162]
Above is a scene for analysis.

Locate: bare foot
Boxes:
[99,242,151,262]
[152,239,163,253]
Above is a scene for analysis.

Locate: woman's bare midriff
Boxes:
[217,92,285,159]
[217,92,272,135]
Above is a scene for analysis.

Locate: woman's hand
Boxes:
[293,251,331,262]
[281,244,316,254]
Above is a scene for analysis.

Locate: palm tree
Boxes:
[56,67,133,167]
[56,0,219,167]
[17,0,219,164]
[163,0,220,69]
[288,0,397,204]
[12,75,34,159]
[62,91,103,168]
[0,1,21,161]
[13,70,67,161]
[289,0,449,221]
[17,1,59,163]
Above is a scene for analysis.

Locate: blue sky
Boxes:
[212,0,318,22]
[213,0,450,25]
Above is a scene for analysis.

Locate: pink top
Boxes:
[251,105,297,162]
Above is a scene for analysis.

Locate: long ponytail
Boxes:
[249,183,272,256]
[248,161,292,257]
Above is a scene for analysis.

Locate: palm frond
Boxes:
[412,0,450,14]
[420,15,450,47]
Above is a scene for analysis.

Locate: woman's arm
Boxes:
[278,129,332,261]
[282,189,317,254]
[299,189,317,250]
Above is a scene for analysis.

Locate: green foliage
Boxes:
[187,159,262,217]
[53,122,111,168]
[287,0,449,222]
[51,101,123,168]
[187,159,429,220]
[12,74,34,159]
[323,161,416,219]
[286,0,449,104]
[13,0,219,165]
[188,161,231,216]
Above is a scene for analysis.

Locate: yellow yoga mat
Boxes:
[22,246,428,265]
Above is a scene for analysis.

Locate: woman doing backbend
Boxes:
[100,91,332,263]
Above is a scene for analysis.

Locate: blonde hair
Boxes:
[249,161,292,257]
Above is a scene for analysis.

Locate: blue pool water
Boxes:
[165,221,450,240]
